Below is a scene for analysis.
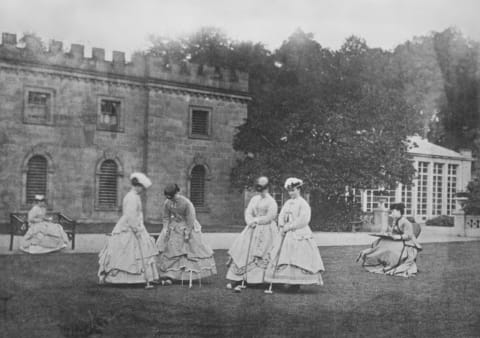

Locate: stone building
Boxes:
[0,33,250,230]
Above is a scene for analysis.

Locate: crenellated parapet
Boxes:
[0,33,248,93]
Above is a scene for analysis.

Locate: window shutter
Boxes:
[191,110,209,136]
[190,165,206,207]
[98,160,118,208]
[26,155,47,204]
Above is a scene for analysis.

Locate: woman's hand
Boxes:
[184,230,191,241]
[132,227,141,236]
[248,218,259,228]
[393,234,402,240]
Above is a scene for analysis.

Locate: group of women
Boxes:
[96,173,325,292]
[226,176,324,293]
[97,173,217,288]
[20,172,422,293]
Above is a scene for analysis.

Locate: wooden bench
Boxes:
[9,212,77,251]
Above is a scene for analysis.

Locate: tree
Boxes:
[148,27,423,229]
[390,35,446,136]
[233,31,418,190]
[428,28,479,150]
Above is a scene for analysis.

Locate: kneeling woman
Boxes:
[21,195,69,254]
[264,178,324,292]
[98,173,159,286]
[357,203,422,277]
[156,184,217,286]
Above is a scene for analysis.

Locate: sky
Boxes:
[0,0,479,60]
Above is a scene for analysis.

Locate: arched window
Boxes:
[97,160,118,208]
[26,155,48,204]
[190,165,206,207]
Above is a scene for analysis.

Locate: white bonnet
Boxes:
[284,177,303,190]
[130,172,152,189]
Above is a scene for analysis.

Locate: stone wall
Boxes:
[0,33,249,230]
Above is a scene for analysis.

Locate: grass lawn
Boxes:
[1,242,480,337]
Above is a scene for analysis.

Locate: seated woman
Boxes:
[357,203,422,277]
[98,172,159,287]
[264,178,324,293]
[226,176,278,292]
[20,194,69,254]
[156,183,217,287]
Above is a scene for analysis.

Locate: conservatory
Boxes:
[356,136,473,223]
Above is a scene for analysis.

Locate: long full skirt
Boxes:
[20,221,69,254]
[226,222,278,284]
[156,221,217,281]
[359,238,420,277]
[264,230,324,285]
[98,230,159,284]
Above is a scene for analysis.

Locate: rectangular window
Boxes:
[23,87,55,125]
[189,107,211,139]
[28,92,50,105]
[382,190,397,210]
[447,164,458,215]
[432,163,443,216]
[401,184,413,216]
[363,189,395,212]
[97,97,123,132]
[364,190,377,212]
[416,162,429,216]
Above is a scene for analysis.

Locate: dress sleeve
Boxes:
[163,200,171,227]
[289,199,311,230]
[256,197,278,225]
[185,199,197,231]
[244,196,257,225]
[399,219,414,241]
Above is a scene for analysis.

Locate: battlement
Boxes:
[0,33,248,93]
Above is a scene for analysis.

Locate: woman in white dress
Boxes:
[20,195,69,254]
[264,178,324,293]
[98,172,159,287]
[226,176,279,292]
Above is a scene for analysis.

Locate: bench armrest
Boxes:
[58,213,76,232]
[9,213,28,235]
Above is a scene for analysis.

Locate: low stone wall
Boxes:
[465,215,480,237]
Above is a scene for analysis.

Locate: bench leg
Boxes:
[9,234,14,251]
[71,234,75,250]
